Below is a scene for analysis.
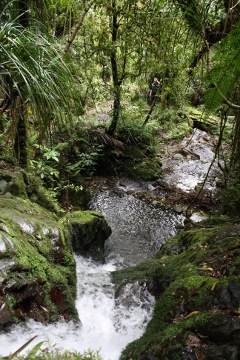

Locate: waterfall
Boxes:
[0,183,183,359]
[0,255,155,360]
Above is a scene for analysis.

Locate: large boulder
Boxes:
[0,165,112,328]
[0,194,77,328]
[0,165,59,212]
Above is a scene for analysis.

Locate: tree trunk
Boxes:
[14,99,28,168]
[143,98,157,126]
[231,112,240,166]
[108,83,121,135]
[108,0,121,135]
[64,0,95,54]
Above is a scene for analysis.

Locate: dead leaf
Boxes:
[184,310,200,319]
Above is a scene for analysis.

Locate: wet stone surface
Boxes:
[160,129,223,193]
[88,185,184,267]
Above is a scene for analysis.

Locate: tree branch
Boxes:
[215,84,240,110]
[64,0,95,54]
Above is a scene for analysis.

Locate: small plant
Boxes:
[29,145,60,183]
[62,183,84,193]
[3,338,103,360]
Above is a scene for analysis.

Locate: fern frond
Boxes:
[88,128,125,149]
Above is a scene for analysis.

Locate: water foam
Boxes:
[0,255,155,360]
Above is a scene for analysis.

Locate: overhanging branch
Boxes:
[215,83,240,110]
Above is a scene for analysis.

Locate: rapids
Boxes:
[0,255,155,360]
[0,182,183,359]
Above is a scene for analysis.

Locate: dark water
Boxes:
[89,185,184,266]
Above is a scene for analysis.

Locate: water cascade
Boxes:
[0,185,183,359]
[0,255,155,360]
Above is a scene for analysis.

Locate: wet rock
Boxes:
[0,302,12,325]
[120,222,240,360]
[214,282,240,310]
[147,184,156,192]
[192,119,211,133]
[229,282,240,305]
[15,298,49,323]
[174,207,183,214]
[0,260,16,271]
[0,194,77,327]
[49,287,69,314]
[172,153,184,160]
[64,210,112,262]
[196,313,240,342]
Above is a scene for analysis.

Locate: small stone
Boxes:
[175,207,183,214]
[147,184,155,191]
[172,153,184,160]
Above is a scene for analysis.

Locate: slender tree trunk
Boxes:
[109,82,121,135]
[64,0,95,54]
[231,112,240,166]
[108,0,121,135]
[14,98,28,168]
[143,98,157,126]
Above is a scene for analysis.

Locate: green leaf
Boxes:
[7,336,38,359]
[26,341,45,359]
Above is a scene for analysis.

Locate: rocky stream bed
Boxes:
[0,128,239,359]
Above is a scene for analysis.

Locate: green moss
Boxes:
[0,195,77,324]
[119,222,240,359]
[0,168,60,213]
[0,168,27,198]
[62,210,111,262]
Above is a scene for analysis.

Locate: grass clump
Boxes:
[2,342,103,360]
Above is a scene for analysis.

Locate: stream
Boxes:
[0,129,220,359]
[0,185,183,360]
[0,255,155,360]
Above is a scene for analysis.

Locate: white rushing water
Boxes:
[0,255,155,360]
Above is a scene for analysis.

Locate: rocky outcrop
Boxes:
[0,167,111,328]
[62,211,111,262]
[0,195,77,328]
[114,221,240,360]
[0,165,59,213]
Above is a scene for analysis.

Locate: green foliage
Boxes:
[29,146,60,183]
[0,3,83,167]
[153,107,192,140]
[67,150,103,177]
[221,177,240,217]
[117,103,159,149]
[204,22,240,112]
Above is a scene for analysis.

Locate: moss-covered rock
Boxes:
[0,194,77,328]
[123,146,163,181]
[0,165,59,213]
[114,222,240,360]
[62,210,112,262]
